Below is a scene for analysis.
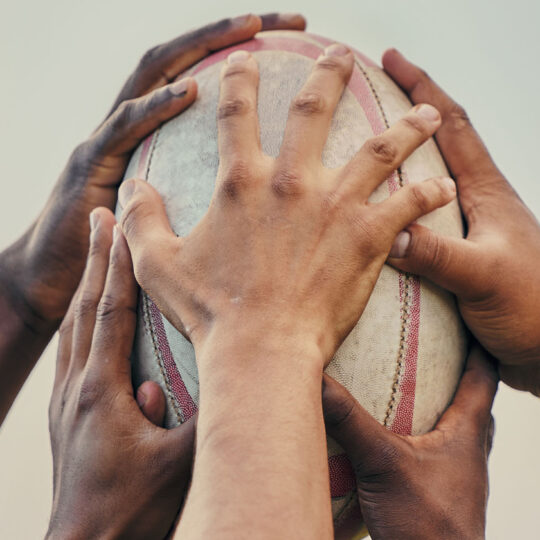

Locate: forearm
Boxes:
[0,251,57,424]
[176,324,333,540]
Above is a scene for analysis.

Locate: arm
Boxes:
[383,49,540,395]
[323,345,498,540]
[0,13,307,424]
[118,45,455,539]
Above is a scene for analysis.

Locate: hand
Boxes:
[383,49,540,395]
[0,13,306,334]
[118,45,456,364]
[323,345,498,540]
[47,207,195,540]
[119,44,456,540]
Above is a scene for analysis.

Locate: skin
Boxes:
[47,208,197,540]
[322,345,498,540]
[0,12,307,425]
[384,49,540,395]
[118,44,456,539]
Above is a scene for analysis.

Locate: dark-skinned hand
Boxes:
[384,49,540,395]
[323,345,498,540]
[47,207,196,540]
[0,12,306,424]
[0,13,306,332]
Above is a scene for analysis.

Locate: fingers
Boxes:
[118,179,178,287]
[340,104,442,199]
[107,14,263,111]
[217,51,261,173]
[137,381,167,427]
[436,344,499,442]
[382,49,505,218]
[86,226,138,388]
[69,208,116,374]
[375,176,456,236]
[387,222,484,297]
[322,374,395,474]
[92,78,197,162]
[279,44,354,168]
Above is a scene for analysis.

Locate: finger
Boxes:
[137,381,167,427]
[69,208,116,373]
[374,176,456,236]
[260,12,307,31]
[387,222,484,297]
[322,374,397,475]
[340,104,442,199]
[118,178,178,287]
[86,226,138,387]
[279,44,354,168]
[217,51,261,175]
[54,286,81,387]
[436,344,499,440]
[107,14,264,112]
[382,48,507,218]
[91,77,197,169]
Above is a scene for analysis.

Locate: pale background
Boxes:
[1,0,539,538]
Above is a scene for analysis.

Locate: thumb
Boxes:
[322,374,396,475]
[136,381,167,427]
[118,178,178,286]
[387,223,482,296]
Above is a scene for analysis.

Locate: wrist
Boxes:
[0,236,57,336]
[194,314,328,377]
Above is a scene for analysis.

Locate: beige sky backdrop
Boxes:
[1,0,539,538]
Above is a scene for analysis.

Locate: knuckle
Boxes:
[138,45,162,70]
[74,295,99,324]
[67,141,96,178]
[95,293,120,325]
[351,212,388,254]
[402,114,429,137]
[419,231,448,272]
[271,168,304,198]
[409,183,433,214]
[110,99,135,132]
[76,374,104,414]
[119,196,147,240]
[365,136,399,166]
[194,17,233,41]
[316,57,348,79]
[217,95,254,120]
[219,160,251,199]
[446,102,472,131]
[290,92,327,116]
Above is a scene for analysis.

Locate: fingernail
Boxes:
[233,14,255,27]
[118,180,136,208]
[389,230,411,258]
[171,78,189,96]
[136,388,147,408]
[228,50,250,63]
[89,210,99,231]
[442,177,456,193]
[416,104,440,122]
[112,224,120,243]
[324,43,349,57]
